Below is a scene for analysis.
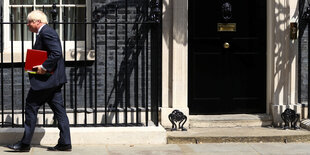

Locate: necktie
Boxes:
[34,34,39,49]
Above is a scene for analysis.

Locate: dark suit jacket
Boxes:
[29,25,67,90]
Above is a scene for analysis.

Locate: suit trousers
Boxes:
[21,85,71,145]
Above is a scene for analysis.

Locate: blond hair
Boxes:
[27,10,48,24]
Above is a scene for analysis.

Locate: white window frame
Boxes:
[2,0,93,63]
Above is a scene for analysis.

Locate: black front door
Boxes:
[188,0,266,114]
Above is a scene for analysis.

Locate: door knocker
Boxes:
[222,2,232,21]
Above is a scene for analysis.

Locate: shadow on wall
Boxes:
[91,0,158,124]
[162,0,187,47]
[273,0,299,106]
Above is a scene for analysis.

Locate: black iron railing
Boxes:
[0,0,161,127]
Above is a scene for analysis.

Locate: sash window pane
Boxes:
[10,0,33,5]
[11,7,32,41]
[63,0,85,4]
[8,1,87,41]
[36,0,60,5]
[64,7,85,41]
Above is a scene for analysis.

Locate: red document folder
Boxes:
[25,49,47,73]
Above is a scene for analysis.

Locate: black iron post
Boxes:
[308,14,310,119]
[150,0,161,126]
[0,3,3,127]
[150,1,161,23]
[50,3,58,126]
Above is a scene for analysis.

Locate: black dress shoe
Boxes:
[7,141,31,152]
[47,144,72,151]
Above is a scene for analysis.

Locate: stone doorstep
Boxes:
[189,114,272,121]
[167,114,310,144]
[0,126,167,145]
[189,120,273,128]
[189,114,273,128]
[166,127,310,144]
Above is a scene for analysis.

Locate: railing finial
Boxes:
[50,3,58,22]
[150,1,161,23]
[92,6,108,23]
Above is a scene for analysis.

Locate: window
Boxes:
[2,0,92,62]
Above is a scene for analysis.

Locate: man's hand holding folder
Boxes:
[32,65,47,74]
[25,49,50,75]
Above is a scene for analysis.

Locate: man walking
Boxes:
[7,10,71,152]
